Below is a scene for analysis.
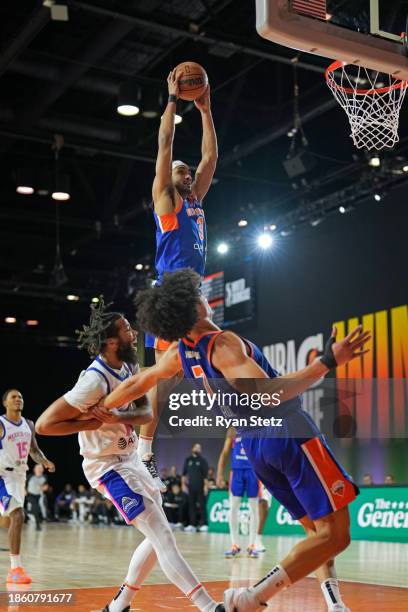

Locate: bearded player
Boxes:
[139,67,218,488]
[1,389,55,584]
[35,298,223,612]
[103,269,371,612]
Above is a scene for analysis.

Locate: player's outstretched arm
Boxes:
[193,86,218,202]
[152,69,180,214]
[212,326,371,404]
[35,398,102,436]
[102,343,182,409]
[216,428,234,488]
[27,420,56,471]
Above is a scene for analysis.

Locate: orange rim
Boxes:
[325,60,408,95]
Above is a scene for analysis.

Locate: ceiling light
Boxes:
[117,104,140,116]
[269,224,277,231]
[91,297,100,303]
[135,263,143,271]
[16,168,34,195]
[374,193,382,202]
[144,264,150,270]
[339,206,346,214]
[238,219,248,227]
[5,317,17,324]
[217,242,229,254]
[26,320,39,326]
[117,80,141,116]
[66,294,79,301]
[52,174,71,201]
[257,233,273,249]
[403,165,408,172]
[369,155,381,168]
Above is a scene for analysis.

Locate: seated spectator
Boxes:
[384,474,395,485]
[163,483,189,528]
[71,484,94,523]
[362,473,374,486]
[55,484,76,521]
[207,467,217,489]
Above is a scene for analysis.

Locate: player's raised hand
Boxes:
[321,325,371,370]
[167,68,180,98]
[194,84,210,112]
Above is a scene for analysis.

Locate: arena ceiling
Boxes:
[1,0,408,341]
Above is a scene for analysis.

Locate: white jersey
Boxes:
[64,355,138,462]
[0,415,32,474]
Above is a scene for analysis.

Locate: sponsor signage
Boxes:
[208,486,408,542]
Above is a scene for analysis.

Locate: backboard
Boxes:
[256,0,408,79]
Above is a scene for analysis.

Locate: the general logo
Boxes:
[121,496,139,513]
[331,480,345,497]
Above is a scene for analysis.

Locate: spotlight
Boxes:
[339,206,346,214]
[16,168,34,195]
[5,317,17,324]
[135,263,143,271]
[269,224,277,231]
[374,193,382,202]
[91,297,100,304]
[403,165,408,172]
[26,320,39,326]
[144,264,150,270]
[117,80,140,116]
[52,174,71,201]
[369,155,381,168]
[217,242,229,254]
[257,233,273,249]
[66,294,79,301]
[238,219,248,227]
[141,89,163,119]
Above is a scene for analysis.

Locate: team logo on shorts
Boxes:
[331,480,345,497]
[118,437,127,449]
[2,495,10,509]
[121,496,139,513]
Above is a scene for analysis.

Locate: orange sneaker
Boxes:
[6,566,32,584]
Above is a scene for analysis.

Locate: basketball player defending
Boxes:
[217,428,260,559]
[140,67,218,488]
[1,389,55,584]
[35,299,223,612]
[103,269,371,612]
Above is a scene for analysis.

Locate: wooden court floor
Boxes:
[0,523,406,611]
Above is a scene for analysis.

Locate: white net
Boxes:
[326,62,408,150]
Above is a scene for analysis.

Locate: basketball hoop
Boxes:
[325,60,408,150]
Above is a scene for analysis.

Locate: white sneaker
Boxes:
[224,587,267,612]
[329,606,350,612]
[184,525,197,532]
[198,524,208,532]
[255,539,266,552]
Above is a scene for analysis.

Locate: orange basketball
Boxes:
[175,62,208,101]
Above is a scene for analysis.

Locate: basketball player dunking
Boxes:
[1,389,55,584]
[35,299,223,612]
[217,428,260,559]
[139,67,217,488]
[102,269,371,612]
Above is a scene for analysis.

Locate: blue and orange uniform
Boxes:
[230,436,259,499]
[179,331,359,522]
[145,194,206,350]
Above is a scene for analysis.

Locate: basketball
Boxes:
[175,61,208,101]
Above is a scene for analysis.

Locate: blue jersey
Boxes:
[178,330,304,435]
[231,436,251,470]
[154,194,206,281]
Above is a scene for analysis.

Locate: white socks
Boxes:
[10,554,21,569]
[229,496,241,545]
[248,497,259,547]
[137,435,153,458]
[321,578,344,609]
[108,538,157,612]
[252,564,291,603]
